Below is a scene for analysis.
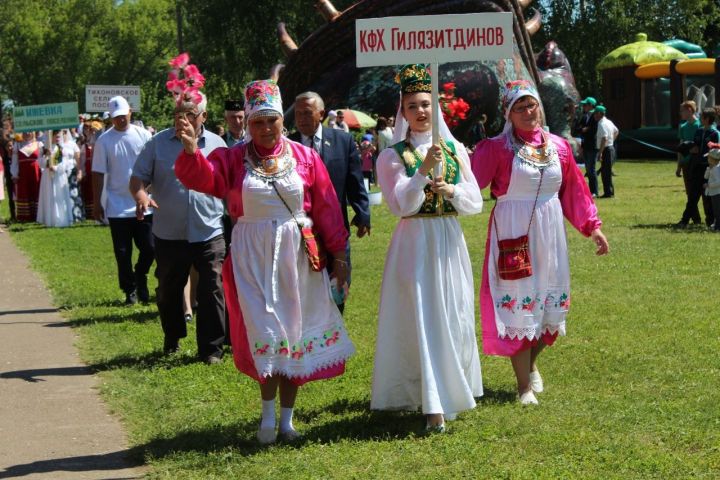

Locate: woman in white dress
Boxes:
[471,80,609,405]
[371,65,484,432]
[36,130,78,227]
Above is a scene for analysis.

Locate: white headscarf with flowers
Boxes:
[500,80,544,147]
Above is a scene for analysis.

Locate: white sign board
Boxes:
[356,12,513,67]
[85,85,141,112]
[13,102,79,133]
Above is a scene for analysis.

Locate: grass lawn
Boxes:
[4,161,719,479]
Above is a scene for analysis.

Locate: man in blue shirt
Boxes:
[130,93,227,363]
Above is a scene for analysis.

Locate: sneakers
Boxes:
[529,370,544,393]
[519,390,539,405]
[204,354,222,365]
[124,290,138,305]
[184,313,193,323]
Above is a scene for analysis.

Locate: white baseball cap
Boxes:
[108,96,130,118]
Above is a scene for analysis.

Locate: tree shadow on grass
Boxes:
[0,448,145,479]
[137,400,421,460]
[88,350,200,372]
[61,308,159,327]
[630,223,714,234]
[479,387,518,405]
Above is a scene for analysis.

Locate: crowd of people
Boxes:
[0,64,615,443]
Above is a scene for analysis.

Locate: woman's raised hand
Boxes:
[177,116,197,154]
[418,144,442,176]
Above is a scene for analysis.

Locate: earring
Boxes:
[282,127,289,137]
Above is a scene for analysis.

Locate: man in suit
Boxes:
[291,91,371,313]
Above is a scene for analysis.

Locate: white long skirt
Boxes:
[371,216,483,415]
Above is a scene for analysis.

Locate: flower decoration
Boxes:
[166,52,205,107]
[439,82,470,128]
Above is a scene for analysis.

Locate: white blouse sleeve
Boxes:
[377,147,430,217]
[448,143,483,215]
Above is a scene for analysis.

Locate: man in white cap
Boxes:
[92,95,154,305]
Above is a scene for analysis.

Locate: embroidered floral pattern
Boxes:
[497,292,568,314]
[499,294,517,312]
[245,80,281,110]
[521,296,536,312]
[252,326,345,360]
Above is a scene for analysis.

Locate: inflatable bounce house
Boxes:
[597,33,720,157]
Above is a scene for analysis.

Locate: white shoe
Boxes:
[257,426,277,444]
[530,370,544,393]
[519,390,539,405]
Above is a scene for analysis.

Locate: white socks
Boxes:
[261,400,294,433]
[280,407,294,433]
[261,399,276,429]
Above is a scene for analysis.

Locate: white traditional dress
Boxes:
[175,139,355,384]
[36,142,77,227]
[371,129,484,415]
[471,129,602,356]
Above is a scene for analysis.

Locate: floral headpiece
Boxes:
[395,64,432,95]
[244,79,283,120]
[501,80,540,115]
[166,52,206,107]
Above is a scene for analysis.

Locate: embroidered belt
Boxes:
[402,210,458,219]
[18,158,38,163]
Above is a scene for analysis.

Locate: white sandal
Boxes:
[519,390,539,405]
[530,370,544,393]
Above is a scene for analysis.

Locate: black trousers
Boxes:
[108,216,155,294]
[583,148,598,196]
[599,146,615,197]
[682,164,713,225]
[154,234,226,358]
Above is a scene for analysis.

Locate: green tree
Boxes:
[0,0,176,125]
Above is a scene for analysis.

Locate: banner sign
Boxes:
[13,102,79,133]
[356,12,513,67]
[85,85,141,112]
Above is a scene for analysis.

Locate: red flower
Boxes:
[439,82,469,129]
[169,52,189,69]
[185,87,203,105]
[166,79,186,95]
[183,64,205,88]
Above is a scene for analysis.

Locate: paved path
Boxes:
[0,227,146,479]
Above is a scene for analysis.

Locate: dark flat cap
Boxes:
[225,99,243,111]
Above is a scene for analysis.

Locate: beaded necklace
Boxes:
[511,130,557,169]
[246,140,294,181]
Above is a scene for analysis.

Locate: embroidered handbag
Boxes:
[272,182,327,272]
[299,225,327,272]
[494,169,544,281]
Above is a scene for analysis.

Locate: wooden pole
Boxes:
[431,62,441,178]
